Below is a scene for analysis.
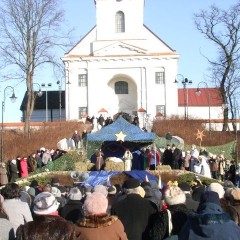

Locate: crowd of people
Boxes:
[1,174,240,239]
[0,148,67,186]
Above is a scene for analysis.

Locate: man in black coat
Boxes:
[111,178,157,240]
[161,144,173,166]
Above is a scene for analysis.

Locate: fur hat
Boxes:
[68,187,82,200]
[33,192,60,215]
[93,185,108,197]
[164,186,186,205]
[83,192,108,215]
[123,178,140,189]
[207,183,225,199]
[199,191,220,206]
[51,187,61,198]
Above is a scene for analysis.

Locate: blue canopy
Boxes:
[85,170,160,187]
[87,116,156,142]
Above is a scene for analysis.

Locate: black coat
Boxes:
[60,200,84,223]
[148,204,193,240]
[111,193,157,240]
[16,215,75,240]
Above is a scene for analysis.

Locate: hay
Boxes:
[104,161,124,171]
[75,162,95,171]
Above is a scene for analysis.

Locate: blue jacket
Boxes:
[179,202,240,240]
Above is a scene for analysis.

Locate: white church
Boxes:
[61,0,223,128]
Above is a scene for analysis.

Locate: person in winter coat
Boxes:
[1,183,33,236]
[19,157,28,178]
[179,191,240,240]
[0,162,8,185]
[111,178,157,240]
[9,159,19,182]
[75,192,127,240]
[147,145,161,170]
[60,187,84,223]
[16,192,75,240]
[148,185,193,240]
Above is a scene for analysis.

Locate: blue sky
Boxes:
[1,0,236,122]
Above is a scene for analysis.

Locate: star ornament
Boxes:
[195,129,206,141]
[115,131,127,142]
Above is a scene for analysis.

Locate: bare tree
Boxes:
[194,3,240,131]
[0,0,70,136]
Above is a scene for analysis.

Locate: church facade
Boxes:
[62,0,180,123]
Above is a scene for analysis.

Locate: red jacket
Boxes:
[20,158,28,177]
[147,151,160,167]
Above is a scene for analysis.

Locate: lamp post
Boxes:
[57,80,62,122]
[32,83,42,97]
[1,86,17,162]
[174,74,192,119]
[41,83,52,122]
[195,81,211,133]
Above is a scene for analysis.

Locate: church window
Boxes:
[155,72,165,84]
[156,105,165,117]
[115,11,125,33]
[115,81,128,94]
[79,107,87,119]
[78,74,87,87]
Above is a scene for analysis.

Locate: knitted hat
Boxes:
[51,187,61,198]
[123,178,140,189]
[93,185,108,197]
[33,192,60,215]
[164,186,186,205]
[199,191,220,206]
[83,192,108,215]
[207,183,225,199]
[68,187,82,200]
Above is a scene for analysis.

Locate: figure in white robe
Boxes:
[123,149,133,171]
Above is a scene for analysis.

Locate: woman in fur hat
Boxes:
[75,192,127,240]
[148,185,193,240]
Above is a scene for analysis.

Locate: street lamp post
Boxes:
[41,83,52,122]
[32,83,42,97]
[174,74,192,119]
[195,81,211,133]
[1,86,17,162]
[57,80,62,122]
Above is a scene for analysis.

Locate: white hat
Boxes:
[68,187,82,200]
[40,147,46,152]
[207,183,225,199]
[11,159,16,164]
[164,186,186,206]
[51,187,61,198]
[33,192,59,215]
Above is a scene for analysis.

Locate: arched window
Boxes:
[115,81,128,94]
[115,11,125,33]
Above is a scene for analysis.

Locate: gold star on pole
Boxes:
[115,131,127,142]
[195,129,205,141]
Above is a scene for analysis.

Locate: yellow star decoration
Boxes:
[115,131,127,142]
[195,129,206,141]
